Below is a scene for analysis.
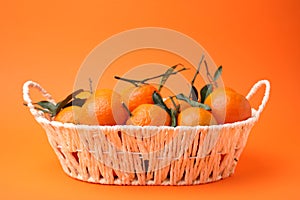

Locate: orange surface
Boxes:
[1,0,300,199]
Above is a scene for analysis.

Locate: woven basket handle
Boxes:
[23,80,56,119]
[246,79,270,117]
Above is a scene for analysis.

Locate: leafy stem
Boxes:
[204,60,214,86]
[176,93,211,111]
[89,78,93,93]
[189,54,207,101]
[199,64,223,103]
[114,63,189,87]
[190,54,205,94]
[152,91,177,127]
[23,89,88,117]
[114,76,140,87]
[204,61,222,88]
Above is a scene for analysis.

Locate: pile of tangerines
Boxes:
[29,63,252,127]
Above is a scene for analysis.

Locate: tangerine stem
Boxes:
[141,64,186,84]
[122,102,132,117]
[115,64,188,86]
[89,78,93,93]
[204,60,218,87]
[114,76,139,87]
[189,55,204,99]
[169,96,177,110]
[190,54,205,87]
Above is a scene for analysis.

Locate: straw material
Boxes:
[23,80,270,185]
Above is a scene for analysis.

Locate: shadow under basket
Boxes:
[23,80,270,186]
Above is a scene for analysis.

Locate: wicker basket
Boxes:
[23,80,270,185]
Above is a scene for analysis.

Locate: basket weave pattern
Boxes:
[23,80,270,185]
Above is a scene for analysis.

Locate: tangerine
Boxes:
[204,87,252,124]
[126,104,171,126]
[122,84,158,112]
[177,107,217,126]
[78,89,128,125]
[54,106,81,123]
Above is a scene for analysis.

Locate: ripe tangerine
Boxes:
[78,89,129,125]
[126,104,171,126]
[204,87,252,124]
[54,106,81,124]
[177,107,217,126]
[122,84,158,112]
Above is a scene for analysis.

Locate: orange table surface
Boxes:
[1,1,300,199]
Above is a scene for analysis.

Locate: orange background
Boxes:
[1,0,300,199]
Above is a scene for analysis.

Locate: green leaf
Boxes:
[34,101,58,113]
[170,109,177,127]
[152,91,170,113]
[158,65,177,91]
[153,94,178,127]
[190,85,199,101]
[153,92,178,127]
[176,93,211,111]
[200,84,213,103]
[24,103,53,114]
[63,99,87,108]
[27,89,86,117]
[213,66,223,81]
[33,106,53,114]
[55,89,84,115]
